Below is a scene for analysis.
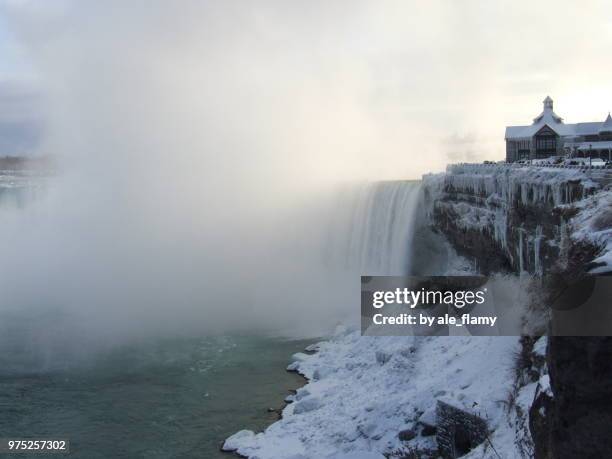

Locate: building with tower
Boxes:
[505,96,612,162]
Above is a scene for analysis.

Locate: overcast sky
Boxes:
[0,7,42,155]
[1,1,612,173]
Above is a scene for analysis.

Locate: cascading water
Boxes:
[327,181,422,276]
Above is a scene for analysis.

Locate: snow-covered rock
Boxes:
[292,396,323,414]
[290,352,310,363]
[533,336,547,358]
[417,404,437,428]
[571,187,612,273]
[374,350,392,365]
[222,429,256,452]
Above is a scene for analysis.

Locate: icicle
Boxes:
[519,229,525,275]
[534,225,543,276]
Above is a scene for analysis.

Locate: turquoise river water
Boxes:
[0,334,311,458]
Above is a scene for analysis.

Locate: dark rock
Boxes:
[435,401,488,459]
[420,424,436,437]
[529,389,553,459]
[375,351,392,365]
[398,429,416,442]
[547,337,612,459]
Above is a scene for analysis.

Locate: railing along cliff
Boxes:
[447,162,612,187]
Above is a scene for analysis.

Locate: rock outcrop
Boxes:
[422,164,612,458]
[435,401,488,459]
[546,336,612,459]
[422,164,606,276]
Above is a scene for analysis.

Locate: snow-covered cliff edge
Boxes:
[422,164,612,276]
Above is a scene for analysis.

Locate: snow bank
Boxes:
[223,327,520,458]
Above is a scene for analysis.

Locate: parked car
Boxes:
[531,156,562,166]
[564,157,589,166]
[564,157,606,166]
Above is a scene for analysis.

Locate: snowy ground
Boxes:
[223,327,537,459]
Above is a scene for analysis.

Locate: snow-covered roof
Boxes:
[505,121,605,139]
[505,97,610,140]
[570,140,612,151]
[599,113,612,133]
[533,95,563,124]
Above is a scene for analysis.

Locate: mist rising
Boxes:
[2,0,612,360]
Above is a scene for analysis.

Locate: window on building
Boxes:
[517,139,530,151]
[536,136,556,150]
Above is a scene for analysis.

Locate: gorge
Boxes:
[225,163,612,459]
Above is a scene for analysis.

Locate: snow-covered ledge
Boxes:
[422,164,612,275]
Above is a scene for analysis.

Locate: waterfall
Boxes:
[336,181,422,276]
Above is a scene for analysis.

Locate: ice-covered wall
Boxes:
[422,164,610,275]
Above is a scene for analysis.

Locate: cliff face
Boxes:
[422,164,609,275]
[546,336,612,459]
[422,164,612,459]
